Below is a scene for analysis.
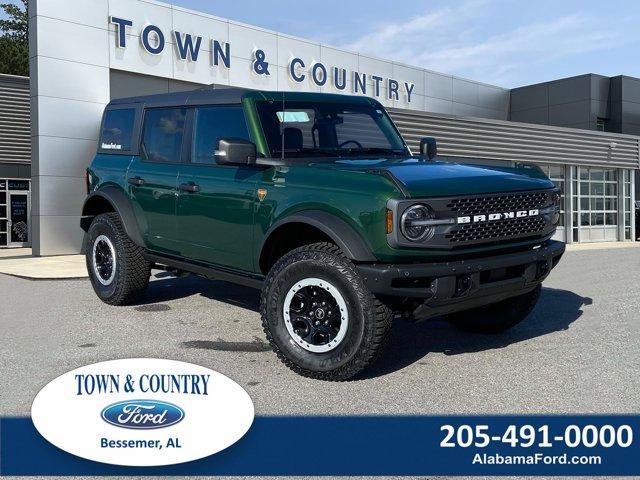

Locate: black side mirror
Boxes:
[216,138,257,165]
[420,137,437,160]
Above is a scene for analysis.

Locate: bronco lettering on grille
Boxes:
[457,209,540,224]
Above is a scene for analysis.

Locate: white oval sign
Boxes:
[31,358,254,466]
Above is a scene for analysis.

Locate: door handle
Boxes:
[179,182,200,193]
[128,177,145,186]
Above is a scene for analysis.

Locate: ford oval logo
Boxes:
[101,400,184,430]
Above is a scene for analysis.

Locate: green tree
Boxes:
[0,0,28,76]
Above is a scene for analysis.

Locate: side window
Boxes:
[141,108,187,163]
[100,108,135,152]
[192,106,250,164]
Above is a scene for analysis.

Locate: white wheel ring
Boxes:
[92,234,117,286]
[283,277,349,353]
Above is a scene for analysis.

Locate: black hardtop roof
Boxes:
[107,88,381,109]
[108,88,250,108]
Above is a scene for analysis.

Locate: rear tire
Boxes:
[260,242,393,381]
[86,212,151,305]
[446,284,542,334]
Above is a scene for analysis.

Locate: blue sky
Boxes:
[168,0,640,87]
[6,0,640,87]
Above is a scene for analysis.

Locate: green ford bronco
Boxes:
[82,89,564,380]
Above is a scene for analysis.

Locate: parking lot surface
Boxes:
[1,247,639,416]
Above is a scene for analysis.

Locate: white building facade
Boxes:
[28,0,637,254]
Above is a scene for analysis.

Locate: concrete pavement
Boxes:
[0,247,638,418]
[0,252,87,279]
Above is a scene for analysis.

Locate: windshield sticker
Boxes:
[276,111,310,123]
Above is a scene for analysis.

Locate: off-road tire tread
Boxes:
[88,212,151,306]
[260,242,392,381]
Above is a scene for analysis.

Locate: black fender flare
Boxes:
[262,210,376,263]
[80,186,144,247]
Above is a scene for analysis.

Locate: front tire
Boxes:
[85,212,151,305]
[446,284,542,334]
[260,242,392,381]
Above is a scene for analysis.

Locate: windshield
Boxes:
[255,99,408,159]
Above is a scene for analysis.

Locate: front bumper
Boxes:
[356,240,565,320]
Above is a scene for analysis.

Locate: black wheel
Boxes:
[260,242,393,381]
[85,212,151,305]
[446,284,542,334]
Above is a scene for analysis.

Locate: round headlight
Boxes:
[400,204,434,242]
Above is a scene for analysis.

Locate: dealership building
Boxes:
[1,0,638,253]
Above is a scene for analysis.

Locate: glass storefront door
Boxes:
[0,179,31,248]
[573,167,619,242]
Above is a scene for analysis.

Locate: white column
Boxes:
[30,0,110,255]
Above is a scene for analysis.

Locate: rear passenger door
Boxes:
[127,107,187,254]
[175,105,260,272]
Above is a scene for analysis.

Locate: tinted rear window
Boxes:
[100,109,135,151]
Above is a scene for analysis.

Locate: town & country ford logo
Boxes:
[101,400,184,429]
[31,358,255,466]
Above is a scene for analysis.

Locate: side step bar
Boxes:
[144,252,264,290]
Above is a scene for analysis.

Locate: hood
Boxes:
[310,158,554,197]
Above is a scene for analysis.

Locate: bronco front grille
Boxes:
[445,216,547,244]
[446,191,549,216]
[387,189,556,250]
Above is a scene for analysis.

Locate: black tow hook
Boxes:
[454,274,473,297]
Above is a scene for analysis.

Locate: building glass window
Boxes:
[573,167,619,242]
[623,169,632,240]
[0,187,5,246]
